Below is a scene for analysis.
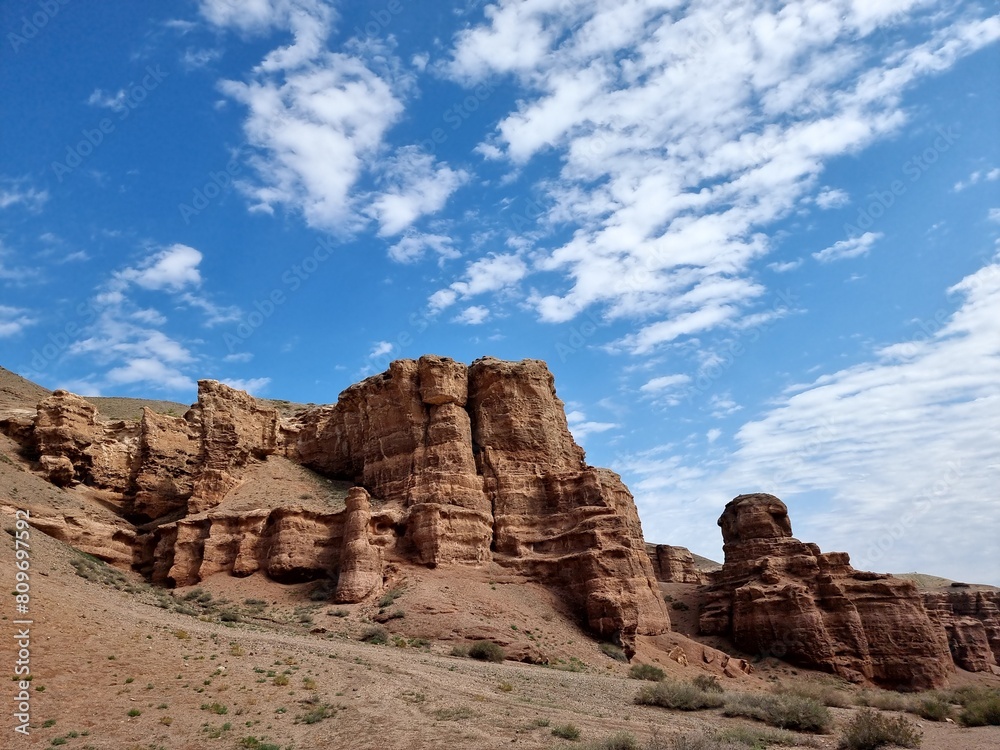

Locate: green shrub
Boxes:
[468,640,505,663]
[775,680,850,708]
[635,680,725,711]
[586,731,639,749]
[628,663,665,681]
[855,689,914,712]
[916,697,951,722]
[692,674,724,693]
[666,734,744,750]
[722,692,831,733]
[958,691,1000,727]
[378,587,405,609]
[359,626,388,645]
[450,644,469,657]
[838,708,921,749]
[715,726,804,746]
[552,723,581,740]
[599,642,628,662]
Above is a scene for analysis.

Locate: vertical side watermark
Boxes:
[11,509,33,736]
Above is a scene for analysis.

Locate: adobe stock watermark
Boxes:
[7,0,71,53]
[50,65,168,183]
[178,149,244,224]
[352,0,403,39]
[843,125,959,238]
[11,509,34,736]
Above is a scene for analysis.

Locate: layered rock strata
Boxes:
[923,590,1000,674]
[646,544,708,584]
[16,357,669,652]
[700,493,954,690]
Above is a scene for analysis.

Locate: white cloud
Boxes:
[0,305,34,338]
[988,208,1000,224]
[387,232,459,264]
[954,167,1000,192]
[369,340,393,358]
[441,1,999,355]
[813,231,882,263]
[119,244,203,291]
[815,187,850,209]
[208,0,462,236]
[452,305,490,325]
[181,48,222,70]
[566,408,618,441]
[0,177,48,212]
[428,253,527,311]
[86,89,126,109]
[706,428,721,443]
[368,148,468,236]
[768,259,803,273]
[219,376,271,395]
[224,352,254,363]
[625,258,1000,583]
[640,374,691,393]
[105,358,195,392]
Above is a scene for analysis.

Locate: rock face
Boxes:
[700,493,953,690]
[16,357,668,653]
[294,356,669,651]
[189,381,280,513]
[923,590,1000,674]
[646,544,708,584]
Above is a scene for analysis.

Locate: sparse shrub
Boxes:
[635,680,725,711]
[359,626,388,645]
[272,674,289,687]
[588,731,639,749]
[296,703,335,724]
[775,680,850,708]
[220,610,241,622]
[855,689,914,712]
[599,642,628,662]
[958,690,1000,727]
[127,708,141,717]
[692,674,724,693]
[715,726,805,746]
[468,640,505,663]
[378,587,405,609]
[838,708,921,749]
[629,663,665,682]
[722,692,831,733]
[552,723,581,740]
[916,697,951,722]
[239,738,280,750]
[173,629,189,640]
[450,644,469,657]
[497,682,514,693]
[303,677,316,690]
[201,702,228,715]
[159,716,173,726]
[329,608,349,617]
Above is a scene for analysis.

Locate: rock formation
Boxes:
[700,493,954,690]
[14,356,669,654]
[923,590,1000,674]
[646,544,708,584]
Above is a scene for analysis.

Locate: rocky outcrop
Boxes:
[30,514,137,568]
[294,356,669,651]
[924,590,1000,674]
[335,487,382,602]
[700,493,953,690]
[188,380,280,513]
[647,544,708,584]
[33,390,136,490]
[17,357,668,651]
[129,408,199,520]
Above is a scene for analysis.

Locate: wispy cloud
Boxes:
[0,305,34,338]
[623,257,1000,583]
[813,231,882,263]
[204,0,464,239]
[0,176,49,212]
[440,1,999,351]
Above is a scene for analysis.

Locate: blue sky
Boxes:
[1,0,998,583]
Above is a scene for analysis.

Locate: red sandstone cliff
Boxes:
[699,493,954,690]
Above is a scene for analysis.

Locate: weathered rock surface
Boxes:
[647,544,708,584]
[335,487,382,603]
[129,408,200,520]
[188,380,280,513]
[700,493,953,690]
[924,590,1000,673]
[16,357,668,652]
